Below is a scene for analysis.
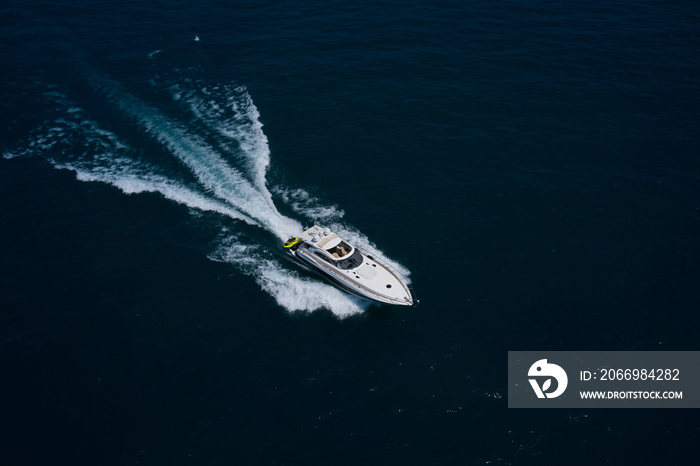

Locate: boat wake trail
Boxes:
[3,69,409,317]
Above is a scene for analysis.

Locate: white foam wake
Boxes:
[89,72,301,240]
[4,72,409,317]
[209,237,369,318]
[172,80,272,199]
[8,90,257,224]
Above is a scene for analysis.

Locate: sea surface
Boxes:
[2,1,699,464]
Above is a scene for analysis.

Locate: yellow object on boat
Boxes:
[283,237,302,248]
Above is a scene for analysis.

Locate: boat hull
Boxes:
[290,246,414,306]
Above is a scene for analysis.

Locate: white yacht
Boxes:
[284,225,415,306]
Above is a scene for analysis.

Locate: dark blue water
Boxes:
[2,1,700,464]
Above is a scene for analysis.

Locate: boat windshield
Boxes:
[335,249,363,270]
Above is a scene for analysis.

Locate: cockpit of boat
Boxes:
[329,241,351,259]
[304,234,362,270]
[312,247,363,270]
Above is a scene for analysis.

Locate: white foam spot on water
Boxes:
[274,186,345,223]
